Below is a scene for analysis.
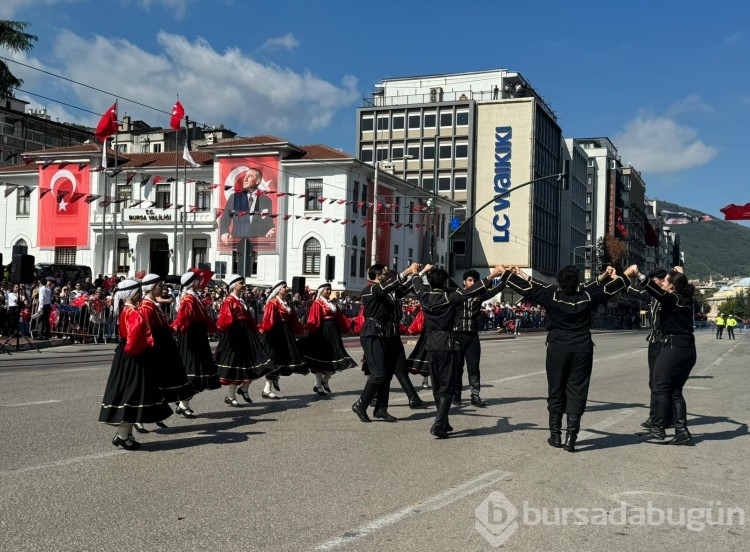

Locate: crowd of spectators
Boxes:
[1,276,547,343]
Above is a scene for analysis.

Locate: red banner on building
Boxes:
[37,165,91,247]
[217,156,279,254]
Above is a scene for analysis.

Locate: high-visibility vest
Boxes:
[726,317,738,328]
[716,316,726,326]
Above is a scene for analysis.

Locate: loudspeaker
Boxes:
[325,254,335,282]
[237,239,254,277]
[10,254,35,284]
[291,276,306,296]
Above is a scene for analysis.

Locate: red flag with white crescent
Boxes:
[37,165,91,247]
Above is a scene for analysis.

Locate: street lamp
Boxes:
[371,155,413,264]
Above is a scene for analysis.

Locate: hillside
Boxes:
[654,200,750,280]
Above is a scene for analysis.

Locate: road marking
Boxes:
[3,400,62,407]
[683,385,711,390]
[486,370,546,384]
[314,469,512,551]
[577,408,638,442]
[0,450,127,475]
[698,356,723,375]
[63,367,102,373]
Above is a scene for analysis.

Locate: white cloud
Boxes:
[615,114,718,173]
[666,94,713,117]
[0,0,82,19]
[723,31,741,45]
[261,33,300,52]
[26,30,358,137]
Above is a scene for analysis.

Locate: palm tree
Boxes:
[0,20,38,99]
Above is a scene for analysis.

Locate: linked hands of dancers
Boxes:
[419,264,433,277]
[402,262,422,279]
[624,264,639,278]
[598,265,618,282]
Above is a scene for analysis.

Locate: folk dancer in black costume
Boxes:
[626,268,673,430]
[412,264,503,438]
[452,270,505,407]
[351,262,421,423]
[500,264,627,452]
[627,265,697,445]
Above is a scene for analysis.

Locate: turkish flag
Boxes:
[720,203,750,220]
[95,103,118,142]
[170,100,185,130]
[37,165,91,247]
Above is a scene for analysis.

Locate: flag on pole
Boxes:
[170,100,185,130]
[183,142,200,167]
[95,103,118,142]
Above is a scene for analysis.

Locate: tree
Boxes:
[0,20,38,99]
[718,289,750,319]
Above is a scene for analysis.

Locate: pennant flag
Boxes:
[167,177,176,183]
[78,163,88,171]
[163,203,173,210]
[361,220,370,227]
[22,186,33,197]
[90,165,104,173]
[3,152,15,162]
[189,205,199,213]
[323,219,331,224]
[57,190,70,203]
[283,215,292,220]
[152,176,165,185]
[69,192,87,205]
[23,156,35,165]
[337,199,347,205]
[148,201,158,208]
[3,184,18,198]
[39,187,52,198]
[140,174,152,186]
[329,198,337,204]
[105,168,123,178]
[224,185,233,191]
[129,199,145,208]
[356,201,365,209]
[214,208,224,219]
[85,194,101,204]
[170,100,185,130]
[719,203,750,221]
[95,102,118,142]
[175,204,183,209]
[395,223,404,229]
[183,143,200,167]
[135,270,147,280]
[277,192,288,197]
[377,203,384,212]
[99,197,113,208]
[42,159,55,169]
[125,172,136,184]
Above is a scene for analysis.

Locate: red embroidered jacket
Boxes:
[303,299,350,334]
[216,294,258,333]
[171,292,217,335]
[258,297,304,335]
[119,304,150,356]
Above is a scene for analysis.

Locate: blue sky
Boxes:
[2,0,749,223]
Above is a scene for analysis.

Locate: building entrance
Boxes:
[150,238,170,277]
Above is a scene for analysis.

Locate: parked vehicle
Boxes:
[34,263,93,285]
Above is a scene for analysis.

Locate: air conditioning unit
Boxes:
[430,87,443,102]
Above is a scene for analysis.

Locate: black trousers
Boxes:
[40,304,52,339]
[430,350,459,428]
[727,327,735,340]
[652,346,697,429]
[716,326,724,338]
[546,351,593,415]
[361,336,400,410]
[454,331,482,397]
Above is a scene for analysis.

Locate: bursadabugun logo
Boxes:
[475,491,519,546]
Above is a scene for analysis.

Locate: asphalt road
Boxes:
[1,329,747,551]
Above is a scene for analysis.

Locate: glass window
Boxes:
[439,143,452,159]
[408,114,421,129]
[16,188,30,216]
[453,240,466,255]
[192,238,208,268]
[195,181,212,211]
[440,112,453,127]
[361,116,374,131]
[117,239,130,273]
[424,112,436,128]
[392,115,404,130]
[360,147,373,162]
[391,145,404,159]
[407,142,420,160]
[455,143,468,159]
[155,183,170,208]
[422,177,434,192]
[438,175,451,191]
[376,115,389,131]
[352,181,359,214]
[54,246,77,264]
[395,197,401,223]
[454,174,467,191]
[305,179,323,211]
[456,110,469,126]
[359,237,366,278]
[423,144,435,160]
[214,261,227,280]
[409,201,414,225]
[586,192,592,204]
[115,184,131,213]
[406,176,419,187]
[303,238,321,275]
[152,143,162,153]
[350,237,358,277]
[361,183,368,217]
[376,145,388,161]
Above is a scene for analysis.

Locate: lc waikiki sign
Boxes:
[492,126,512,242]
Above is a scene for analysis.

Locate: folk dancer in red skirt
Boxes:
[257,281,309,399]
[215,274,278,406]
[171,271,221,417]
[298,283,357,395]
[133,274,195,433]
[98,280,172,449]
